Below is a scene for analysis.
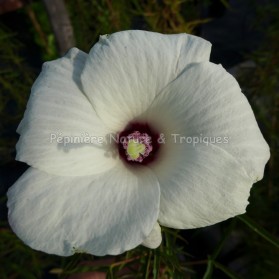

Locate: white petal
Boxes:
[81,30,211,131]
[16,48,117,176]
[144,62,270,228]
[157,143,253,228]
[141,222,162,249]
[7,165,160,256]
[147,62,270,182]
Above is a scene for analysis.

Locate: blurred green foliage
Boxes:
[236,3,279,279]
[67,0,210,52]
[0,0,278,278]
[26,1,58,60]
[0,25,34,164]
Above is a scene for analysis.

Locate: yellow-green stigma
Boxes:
[122,131,153,163]
[127,140,146,160]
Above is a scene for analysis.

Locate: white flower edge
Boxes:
[16,48,118,177]
[142,222,162,249]
[141,61,270,228]
[81,30,212,130]
[7,166,160,256]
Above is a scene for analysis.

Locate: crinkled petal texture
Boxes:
[143,62,270,229]
[81,30,211,131]
[16,48,117,177]
[7,166,160,256]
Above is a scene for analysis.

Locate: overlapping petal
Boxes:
[141,222,162,249]
[81,30,211,131]
[16,48,117,176]
[143,62,269,228]
[7,166,160,256]
[156,143,253,228]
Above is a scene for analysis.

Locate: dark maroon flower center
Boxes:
[118,122,160,165]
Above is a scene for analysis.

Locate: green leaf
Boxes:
[144,251,152,279]
[202,257,213,279]
[213,261,243,279]
[238,215,279,249]
[152,250,160,279]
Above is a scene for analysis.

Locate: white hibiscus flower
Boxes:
[7,30,270,256]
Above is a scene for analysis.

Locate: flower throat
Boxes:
[118,122,160,165]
